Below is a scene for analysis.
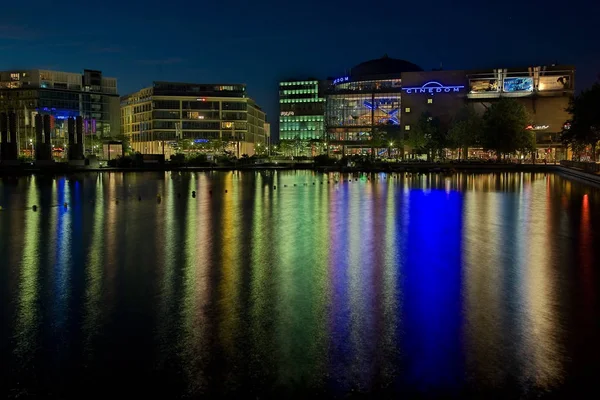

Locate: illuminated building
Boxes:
[322,56,574,158]
[0,69,120,154]
[121,82,267,157]
[401,65,575,160]
[325,55,422,155]
[279,79,326,142]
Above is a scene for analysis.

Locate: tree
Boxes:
[278,140,294,157]
[406,113,443,161]
[561,81,600,161]
[448,105,483,160]
[482,98,530,160]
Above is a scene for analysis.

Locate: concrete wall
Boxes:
[400,70,468,132]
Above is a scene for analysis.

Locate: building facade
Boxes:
[401,65,574,160]
[121,82,266,157]
[0,69,119,155]
[279,79,325,141]
[325,56,422,155]
[319,56,574,159]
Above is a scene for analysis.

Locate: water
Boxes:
[1,171,599,398]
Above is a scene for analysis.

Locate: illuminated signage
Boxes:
[402,81,465,94]
[280,111,295,116]
[525,125,549,131]
[503,77,533,92]
[333,76,349,85]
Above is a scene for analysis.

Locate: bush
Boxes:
[187,153,208,166]
[170,153,185,164]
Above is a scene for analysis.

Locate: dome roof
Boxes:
[351,55,422,77]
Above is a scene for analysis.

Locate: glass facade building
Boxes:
[0,69,120,153]
[279,80,325,141]
[324,57,423,154]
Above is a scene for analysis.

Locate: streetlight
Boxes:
[29,138,34,158]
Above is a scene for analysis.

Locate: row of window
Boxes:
[280,81,318,86]
[280,116,324,122]
[280,98,325,103]
[280,89,318,95]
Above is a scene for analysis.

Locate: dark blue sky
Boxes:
[1,0,598,129]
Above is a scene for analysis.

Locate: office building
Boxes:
[279,79,325,141]
[0,69,120,155]
[121,82,267,157]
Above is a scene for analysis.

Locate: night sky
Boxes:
[1,0,598,137]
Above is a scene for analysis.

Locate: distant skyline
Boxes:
[2,0,599,136]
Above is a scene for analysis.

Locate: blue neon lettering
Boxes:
[333,76,349,85]
[402,81,465,94]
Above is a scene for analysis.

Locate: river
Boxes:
[1,171,599,398]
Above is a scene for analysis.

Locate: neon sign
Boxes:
[402,81,465,94]
[333,76,349,85]
[280,111,295,116]
[526,125,549,131]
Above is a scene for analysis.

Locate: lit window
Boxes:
[427,98,433,104]
[405,125,411,131]
[405,107,411,113]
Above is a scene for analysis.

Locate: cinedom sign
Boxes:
[333,76,349,85]
[402,81,464,94]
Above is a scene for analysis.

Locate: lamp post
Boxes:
[29,138,34,159]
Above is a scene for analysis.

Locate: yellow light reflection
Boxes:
[15,177,41,358]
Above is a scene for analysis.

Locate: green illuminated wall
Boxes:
[279,80,325,141]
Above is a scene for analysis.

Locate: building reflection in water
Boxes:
[2,171,599,397]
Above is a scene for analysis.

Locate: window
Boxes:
[405,125,411,131]
[427,98,433,104]
[405,107,411,113]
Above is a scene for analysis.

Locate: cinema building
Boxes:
[323,55,574,159]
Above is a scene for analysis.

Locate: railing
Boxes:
[560,160,600,174]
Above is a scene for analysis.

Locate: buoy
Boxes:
[32,205,37,211]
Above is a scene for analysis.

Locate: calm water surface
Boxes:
[1,171,599,398]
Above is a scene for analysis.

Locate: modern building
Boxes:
[324,56,422,155]
[279,79,326,141]
[321,55,574,159]
[121,82,267,157]
[0,69,120,155]
[401,65,574,160]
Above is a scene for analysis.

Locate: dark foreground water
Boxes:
[1,171,599,399]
